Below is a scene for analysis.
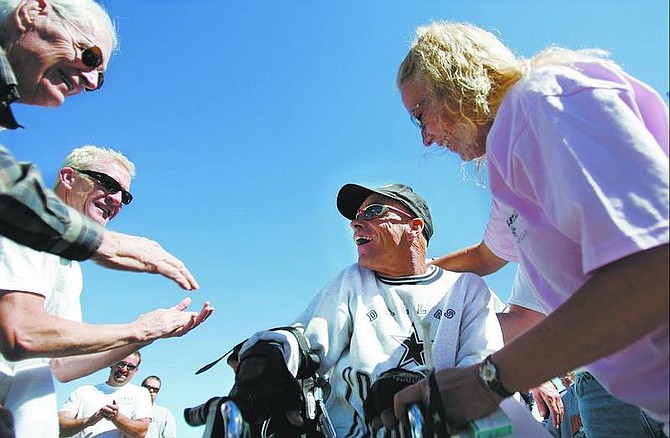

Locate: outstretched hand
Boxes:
[135,297,214,342]
[169,297,214,337]
[92,230,199,290]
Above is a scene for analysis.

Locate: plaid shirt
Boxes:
[0,49,102,260]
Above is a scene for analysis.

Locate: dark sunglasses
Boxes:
[114,361,137,371]
[355,204,413,221]
[73,168,133,205]
[142,385,160,393]
[80,46,105,91]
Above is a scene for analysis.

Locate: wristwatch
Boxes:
[479,355,514,398]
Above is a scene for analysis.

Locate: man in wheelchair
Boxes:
[190,183,504,437]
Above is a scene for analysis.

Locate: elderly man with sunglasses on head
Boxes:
[227,183,504,437]
[0,145,213,438]
[59,351,152,438]
[0,0,198,290]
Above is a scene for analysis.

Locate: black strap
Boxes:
[426,369,451,437]
[195,346,237,375]
[270,326,320,379]
[194,326,320,378]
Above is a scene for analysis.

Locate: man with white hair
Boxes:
[0,145,213,437]
[0,3,201,433]
[0,0,198,290]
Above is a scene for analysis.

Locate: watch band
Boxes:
[480,355,514,398]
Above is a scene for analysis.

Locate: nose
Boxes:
[350,218,364,230]
[421,129,434,147]
[104,192,123,217]
[80,70,99,91]
[108,190,123,205]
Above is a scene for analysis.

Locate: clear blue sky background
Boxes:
[6,1,667,437]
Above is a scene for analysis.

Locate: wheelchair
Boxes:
[184,327,337,438]
[184,387,336,438]
[184,397,436,438]
[183,327,446,438]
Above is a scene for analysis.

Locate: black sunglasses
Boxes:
[73,168,133,205]
[80,46,104,91]
[142,384,160,393]
[114,361,137,371]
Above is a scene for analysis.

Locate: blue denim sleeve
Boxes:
[0,143,103,260]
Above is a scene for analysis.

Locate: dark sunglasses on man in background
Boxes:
[142,384,160,393]
[114,361,137,371]
[73,168,133,205]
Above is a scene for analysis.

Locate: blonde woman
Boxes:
[393,21,668,436]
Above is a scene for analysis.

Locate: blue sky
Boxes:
[6,1,668,436]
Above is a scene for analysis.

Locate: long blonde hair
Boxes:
[397,21,613,126]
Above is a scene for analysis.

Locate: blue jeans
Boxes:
[574,372,666,438]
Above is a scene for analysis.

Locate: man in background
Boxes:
[142,375,177,438]
[59,352,151,437]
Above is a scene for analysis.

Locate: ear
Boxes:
[59,167,77,190]
[14,0,49,32]
[408,217,425,240]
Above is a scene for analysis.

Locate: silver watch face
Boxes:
[480,361,497,383]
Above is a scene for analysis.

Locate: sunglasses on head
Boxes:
[73,168,133,205]
[355,204,413,221]
[114,361,137,371]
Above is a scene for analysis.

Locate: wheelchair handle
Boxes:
[221,400,247,438]
[406,403,425,438]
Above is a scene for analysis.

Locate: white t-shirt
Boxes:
[0,237,83,375]
[484,60,668,423]
[506,266,545,314]
[0,236,83,437]
[59,382,153,438]
[146,404,177,438]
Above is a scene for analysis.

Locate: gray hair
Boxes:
[0,0,117,50]
[54,144,135,189]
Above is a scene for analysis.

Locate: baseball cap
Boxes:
[337,183,433,241]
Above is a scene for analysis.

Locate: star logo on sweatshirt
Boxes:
[391,323,425,368]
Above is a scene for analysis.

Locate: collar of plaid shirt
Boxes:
[0,48,21,130]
